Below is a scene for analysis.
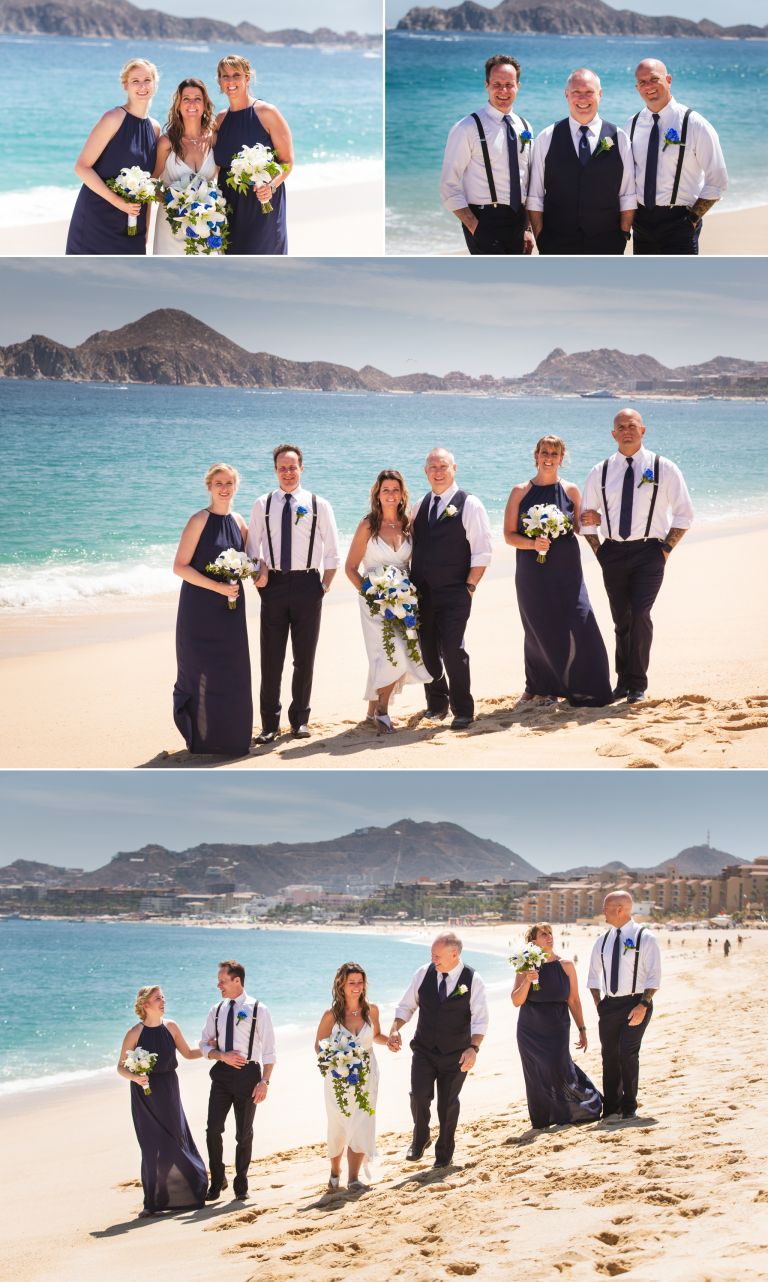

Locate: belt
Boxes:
[606,537,662,544]
[268,568,318,576]
[471,202,514,210]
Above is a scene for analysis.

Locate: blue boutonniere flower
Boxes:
[637,468,657,489]
[519,130,533,152]
[595,137,614,157]
[663,128,682,152]
[622,937,637,956]
[294,505,308,526]
[236,1009,248,1024]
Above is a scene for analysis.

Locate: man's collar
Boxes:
[570,113,601,134]
[431,482,459,503]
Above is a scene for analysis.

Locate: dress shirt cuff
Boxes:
[525,197,544,212]
[619,196,638,211]
[443,193,470,212]
[469,1020,489,1036]
[698,184,725,202]
[469,553,492,568]
[394,1004,414,1024]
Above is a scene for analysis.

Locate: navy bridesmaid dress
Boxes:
[173,512,253,755]
[515,480,612,706]
[214,103,288,254]
[130,1023,207,1213]
[66,110,156,255]
[516,960,602,1129]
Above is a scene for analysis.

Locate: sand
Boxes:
[1,519,767,770]
[1,924,764,1282]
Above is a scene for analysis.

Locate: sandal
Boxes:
[327,1174,341,1191]
[374,712,395,734]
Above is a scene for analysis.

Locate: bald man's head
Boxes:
[635,59,673,111]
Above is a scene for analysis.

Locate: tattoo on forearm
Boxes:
[664,528,687,551]
[584,534,601,557]
[589,987,601,1005]
[642,988,656,1002]
[454,206,476,230]
[689,197,717,220]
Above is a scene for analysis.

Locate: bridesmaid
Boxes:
[66,58,160,255]
[504,435,612,707]
[172,463,254,756]
[213,54,293,255]
[117,985,207,1217]
[153,78,219,256]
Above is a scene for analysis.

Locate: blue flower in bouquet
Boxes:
[164,190,174,204]
[520,129,533,150]
[384,607,395,619]
[294,505,308,525]
[208,234,223,249]
[404,614,416,627]
[185,226,199,239]
[637,467,656,489]
[361,576,372,592]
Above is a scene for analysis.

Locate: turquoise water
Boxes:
[0,381,765,608]
[0,918,513,1091]
[0,34,382,223]
[385,32,768,253]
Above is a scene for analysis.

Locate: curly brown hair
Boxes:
[367,470,410,541]
[165,78,216,161]
[331,963,371,1028]
[525,922,553,944]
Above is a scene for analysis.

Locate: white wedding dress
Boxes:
[324,1021,378,1165]
[153,148,220,256]
[359,536,431,700]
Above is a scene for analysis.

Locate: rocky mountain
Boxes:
[0,0,377,45]
[648,845,742,877]
[395,0,766,39]
[2,311,767,396]
[0,858,81,884]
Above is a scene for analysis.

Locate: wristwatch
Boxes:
[660,541,673,554]
[467,1044,479,1054]
[466,583,476,594]
[639,998,652,1008]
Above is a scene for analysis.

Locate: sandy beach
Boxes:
[1,518,766,770]
[1,923,764,1282]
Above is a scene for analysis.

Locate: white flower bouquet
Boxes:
[105,165,157,235]
[509,942,548,991]
[360,564,423,667]
[317,1029,374,1118]
[205,548,260,610]
[521,503,573,564]
[161,178,229,254]
[226,142,289,213]
[123,1046,158,1095]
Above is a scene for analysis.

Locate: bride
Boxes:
[153,78,220,255]
[345,469,431,733]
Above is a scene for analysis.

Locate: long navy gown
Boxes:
[516,960,602,1129]
[173,512,253,755]
[516,480,612,706]
[214,103,287,255]
[66,110,156,255]
[130,1023,207,1213]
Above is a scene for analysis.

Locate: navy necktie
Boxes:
[224,999,235,1052]
[438,972,449,1002]
[428,494,440,527]
[280,491,292,572]
[502,114,522,211]
[578,124,590,167]
[644,113,660,209]
[610,933,621,994]
[619,457,634,540]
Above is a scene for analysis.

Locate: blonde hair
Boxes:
[204,462,240,490]
[525,921,553,943]
[533,435,566,463]
[134,985,160,1020]
[217,54,252,80]
[120,58,159,90]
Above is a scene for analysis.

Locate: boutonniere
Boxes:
[595,137,614,156]
[294,504,308,525]
[439,504,458,522]
[662,127,682,152]
[236,1009,248,1024]
[451,984,469,998]
[622,937,637,956]
[519,129,533,152]
[637,468,657,489]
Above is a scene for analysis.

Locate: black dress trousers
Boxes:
[597,996,652,1116]
[417,583,474,719]
[206,1060,261,1194]
[632,206,702,255]
[257,570,324,732]
[597,540,666,691]
[463,204,527,255]
[409,1043,468,1164]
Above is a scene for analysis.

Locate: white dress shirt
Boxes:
[581,446,694,542]
[199,991,277,1065]
[440,104,533,209]
[626,99,728,207]
[395,959,490,1036]
[527,115,637,213]
[246,486,340,571]
[587,920,662,998]
[411,483,493,568]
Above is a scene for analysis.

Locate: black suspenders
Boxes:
[264,493,318,571]
[600,454,660,542]
[630,108,692,207]
[600,926,646,993]
[471,112,530,208]
[214,999,260,1060]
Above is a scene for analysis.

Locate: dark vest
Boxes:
[410,489,471,591]
[414,962,474,1054]
[543,118,623,241]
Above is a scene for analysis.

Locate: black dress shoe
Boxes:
[255,730,278,745]
[233,1187,248,1200]
[424,706,449,720]
[406,1138,432,1161]
[626,690,646,704]
[205,1177,228,1200]
[450,716,473,730]
[621,1109,637,1119]
[291,724,311,738]
[433,1159,451,1169]
[611,685,629,701]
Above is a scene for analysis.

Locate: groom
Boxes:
[199,960,277,1200]
[410,448,492,729]
[387,932,488,1168]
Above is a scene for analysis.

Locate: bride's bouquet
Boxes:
[123,1046,158,1095]
[205,548,260,610]
[161,178,229,254]
[521,503,573,564]
[360,565,423,667]
[317,1029,374,1118]
[226,142,289,213]
[105,165,157,235]
[509,942,548,991]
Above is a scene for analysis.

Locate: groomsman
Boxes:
[388,933,488,1168]
[527,68,636,255]
[627,58,728,255]
[410,448,492,730]
[580,408,694,703]
[247,444,339,743]
[199,960,276,1200]
[587,893,661,1120]
[440,54,534,255]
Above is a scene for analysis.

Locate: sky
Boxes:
[1,258,766,380]
[0,773,764,874]
[386,0,765,24]
[133,0,382,35]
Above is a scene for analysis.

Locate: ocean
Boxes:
[0,381,765,611]
[385,32,768,254]
[0,34,382,226]
[0,918,515,1093]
